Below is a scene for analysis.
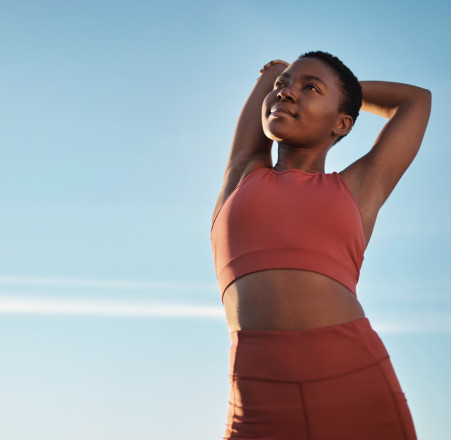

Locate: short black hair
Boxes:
[298,51,362,144]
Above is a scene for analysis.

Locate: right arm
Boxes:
[213,61,288,221]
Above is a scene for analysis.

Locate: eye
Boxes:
[274,80,285,88]
[304,83,319,92]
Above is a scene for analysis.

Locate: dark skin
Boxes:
[262,59,352,155]
[213,57,431,331]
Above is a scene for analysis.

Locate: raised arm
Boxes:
[213,61,288,221]
[341,81,431,243]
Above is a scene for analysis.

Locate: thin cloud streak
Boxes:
[0,274,217,291]
[371,314,451,334]
[0,296,450,333]
[0,296,224,318]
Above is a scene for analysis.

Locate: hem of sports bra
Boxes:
[220,268,357,304]
[217,248,360,301]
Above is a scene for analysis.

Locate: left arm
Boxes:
[341,81,431,242]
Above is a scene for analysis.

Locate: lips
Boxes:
[270,104,296,118]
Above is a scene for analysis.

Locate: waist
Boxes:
[228,317,388,382]
[223,270,366,332]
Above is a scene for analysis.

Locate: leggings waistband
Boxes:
[228,317,390,382]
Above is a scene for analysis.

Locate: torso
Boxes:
[215,165,374,333]
[223,270,366,332]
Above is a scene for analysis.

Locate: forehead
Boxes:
[282,58,340,89]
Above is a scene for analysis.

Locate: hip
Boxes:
[224,317,417,440]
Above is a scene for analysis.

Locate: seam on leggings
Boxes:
[229,342,240,439]
[358,334,409,440]
[374,360,409,440]
[231,380,237,439]
[297,382,311,440]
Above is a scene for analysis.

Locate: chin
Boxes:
[263,124,293,143]
[264,132,283,142]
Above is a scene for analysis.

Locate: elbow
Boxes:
[421,87,432,97]
[406,87,432,115]
[418,87,432,107]
[421,88,432,117]
[391,87,431,119]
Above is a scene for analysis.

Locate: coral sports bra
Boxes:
[211,167,366,302]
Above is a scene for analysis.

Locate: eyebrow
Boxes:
[279,72,328,90]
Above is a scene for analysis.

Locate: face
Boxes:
[262,57,350,148]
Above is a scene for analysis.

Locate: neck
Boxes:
[274,142,328,173]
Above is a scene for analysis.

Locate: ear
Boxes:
[333,114,353,137]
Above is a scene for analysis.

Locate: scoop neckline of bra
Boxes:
[269,167,329,176]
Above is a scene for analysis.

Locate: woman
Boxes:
[211,51,431,440]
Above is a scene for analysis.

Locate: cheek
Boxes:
[304,102,338,129]
[262,93,274,116]
[261,95,276,133]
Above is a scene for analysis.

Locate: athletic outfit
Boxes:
[211,167,365,300]
[211,167,417,439]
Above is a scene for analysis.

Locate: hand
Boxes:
[259,60,289,74]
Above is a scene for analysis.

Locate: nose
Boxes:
[277,87,295,102]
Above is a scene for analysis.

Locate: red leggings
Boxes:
[223,318,417,440]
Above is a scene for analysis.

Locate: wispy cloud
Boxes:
[0,274,217,291]
[0,275,449,333]
[370,310,451,334]
[358,279,451,302]
[0,296,224,318]
[0,274,223,318]
[0,295,449,333]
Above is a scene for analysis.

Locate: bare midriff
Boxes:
[222,269,366,332]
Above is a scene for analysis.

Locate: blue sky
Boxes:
[0,0,450,439]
